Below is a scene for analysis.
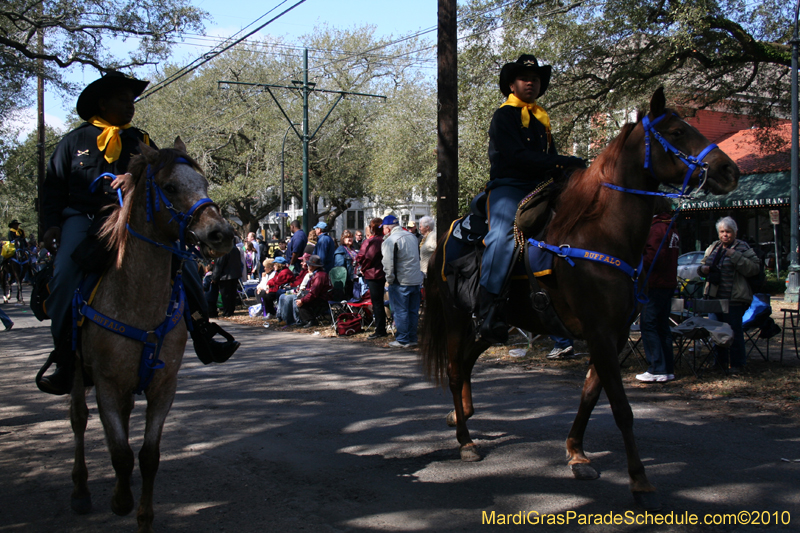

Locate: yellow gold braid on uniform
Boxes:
[513,178,554,257]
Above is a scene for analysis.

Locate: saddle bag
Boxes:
[30,261,54,321]
[336,312,362,336]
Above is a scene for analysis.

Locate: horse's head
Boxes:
[136,138,235,259]
[641,88,739,195]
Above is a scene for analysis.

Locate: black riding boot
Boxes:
[477,287,509,344]
[190,317,239,364]
[180,259,240,364]
[36,335,75,396]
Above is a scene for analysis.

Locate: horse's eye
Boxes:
[671,128,684,137]
[162,184,178,194]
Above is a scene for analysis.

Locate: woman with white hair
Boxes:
[418,215,437,275]
[697,216,760,373]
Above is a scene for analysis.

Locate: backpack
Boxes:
[30,261,54,321]
[335,312,362,336]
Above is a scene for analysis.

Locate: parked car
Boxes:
[676,251,705,281]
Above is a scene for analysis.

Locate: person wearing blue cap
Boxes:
[312,221,335,272]
[478,54,587,344]
[381,215,423,348]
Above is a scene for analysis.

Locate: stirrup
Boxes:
[36,351,74,396]
[190,320,239,364]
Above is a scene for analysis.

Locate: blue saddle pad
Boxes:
[526,242,555,277]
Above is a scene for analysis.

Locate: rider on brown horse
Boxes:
[478,54,586,344]
[37,72,239,396]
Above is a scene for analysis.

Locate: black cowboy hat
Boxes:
[498,54,551,98]
[76,71,149,121]
[8,220,19,227]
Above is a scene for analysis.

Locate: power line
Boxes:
[138,0,309,101]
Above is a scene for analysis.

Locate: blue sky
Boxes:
[13,0,443,135]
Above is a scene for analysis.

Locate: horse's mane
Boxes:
[98,148,202,268]
[547,122,637,244]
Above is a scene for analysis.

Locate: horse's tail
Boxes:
[419,237,450,388]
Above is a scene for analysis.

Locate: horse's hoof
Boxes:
[633,490,662,511]
[111,492,135,516]
[71,494,92,515]
[459,443,481,462]
[446,410,457,427]
[570,463,599,480]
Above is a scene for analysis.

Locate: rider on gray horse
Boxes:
[37,72,239,396]
[477,54,586,344]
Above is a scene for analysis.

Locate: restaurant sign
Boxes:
[676,172,790,211]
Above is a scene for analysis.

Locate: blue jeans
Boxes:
[45,209,92,340]
[0,306,12,329]
[387,284,421,344]
[710,303,747,368]
[480,186,529,294]
[277,293,297,325]
[550,336,573,349]
[640,288,675,375]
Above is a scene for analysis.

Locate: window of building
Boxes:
[346,210,364,230]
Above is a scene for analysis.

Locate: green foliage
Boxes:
[136,25,434,234]
[0,0,206,123]
[0,126,60,235]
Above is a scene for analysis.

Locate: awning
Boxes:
[678,171,789,211]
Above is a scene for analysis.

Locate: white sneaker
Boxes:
[263,313,273,320]
[636,372,675,383]
[546,346,574,359]
[388,341,405,348]
[403,342,418,349]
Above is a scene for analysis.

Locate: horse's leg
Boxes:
[69,368,92,514]
[590,335,661,510]
[95,384,136,516]
[446,344,483,426]
[137,379,178,533]
[445,335,482,462]
[565,364,603,480]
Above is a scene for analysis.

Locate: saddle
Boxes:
[441,178,574,338]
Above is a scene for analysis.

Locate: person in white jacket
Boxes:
[381,215,423,348]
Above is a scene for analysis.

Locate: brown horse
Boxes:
[68,139,234,532]
[419,89,739,510]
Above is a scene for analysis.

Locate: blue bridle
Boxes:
[89,157,217,261]
[602,112,718,199]
[82,157,217,394]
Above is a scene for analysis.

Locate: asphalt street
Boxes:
[0,293,798,532]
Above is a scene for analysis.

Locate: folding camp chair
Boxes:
[236,279,250,309]
[742,293,780,361]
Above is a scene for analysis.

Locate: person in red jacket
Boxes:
[355,218,387,338]
[295,255,332,327]
[261,256,294,315]
[636,198,680,383]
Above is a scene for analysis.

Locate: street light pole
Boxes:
[786,0,800,302]
[280,123,299,241]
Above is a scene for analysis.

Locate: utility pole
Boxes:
[219,49,385,235]
[280,123,299,240]
[786,0,800,303]
[437,0,459,234]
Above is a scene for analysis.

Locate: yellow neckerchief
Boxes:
[89,116,132,163]
[501,93,552,148]
[10,228,21,237]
